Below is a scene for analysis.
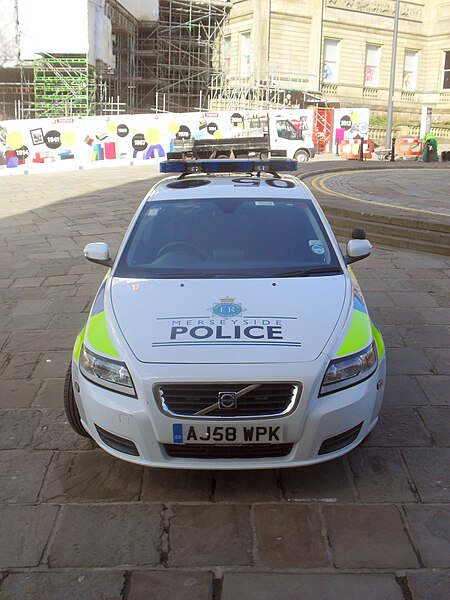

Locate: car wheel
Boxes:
[294,149,309,162]
[64,365,91,438]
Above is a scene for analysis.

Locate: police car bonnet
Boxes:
[110,277,346,364]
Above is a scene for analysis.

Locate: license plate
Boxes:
[172,423,283,445]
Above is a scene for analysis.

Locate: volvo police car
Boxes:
[64,157,386,469]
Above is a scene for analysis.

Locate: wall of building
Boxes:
[223,0,450,120]
[119,0,158,20]
[88,0,114,68]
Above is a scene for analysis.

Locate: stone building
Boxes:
[216,0,450,120]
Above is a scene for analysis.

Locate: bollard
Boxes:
[441,150,447,162]
[390,137,396,162]
[359,139,364,161]
[336,141,340,156]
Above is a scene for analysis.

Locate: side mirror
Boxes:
[83,242,113,267]
[345,239,372,264]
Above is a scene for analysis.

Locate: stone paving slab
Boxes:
[1,450,52,504]
[402,448,450,502]
[348,448,417,502]
[48,504,163,568]
[407,571,450,600]
[39,450,143,503]
[167,505,253,567]
[403,505,450,568]
[254,505,329,567]
[0,571,125,600]
[221,573,405,600]
[0,165,448,599]
[416,375,450,405]
[323,505,419,568]
[127,571,213,600]
[280,458,355,503]
[0,505,59,568]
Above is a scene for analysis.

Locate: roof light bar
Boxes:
[159,158,299,175]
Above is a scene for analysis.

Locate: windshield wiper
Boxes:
[275,267,343,278]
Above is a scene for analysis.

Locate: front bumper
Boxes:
[72,356,386,470]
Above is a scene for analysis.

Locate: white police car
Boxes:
[64,158,386,469]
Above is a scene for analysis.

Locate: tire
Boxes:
[64,365,91,438]
[294,149,309,162]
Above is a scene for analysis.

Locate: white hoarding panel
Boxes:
[1,108,322,175]
[332,108,370,149]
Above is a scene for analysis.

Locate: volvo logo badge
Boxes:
[218,391,237,409]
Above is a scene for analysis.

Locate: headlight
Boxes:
[80,345,136,397]
[320,342,378,396]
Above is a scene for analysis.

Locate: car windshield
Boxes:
[114,197,342,279]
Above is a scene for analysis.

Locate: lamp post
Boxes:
[385,0,401,148]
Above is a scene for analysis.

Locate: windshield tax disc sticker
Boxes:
[310,243,325,255]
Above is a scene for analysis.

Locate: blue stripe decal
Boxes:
[353,294,366,314]
[90,282,106,317]
[173,424,183,444]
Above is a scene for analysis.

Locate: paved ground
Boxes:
[300,152,450,221]
[0,165,449,600]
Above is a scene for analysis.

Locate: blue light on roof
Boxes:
[159,158,299,174]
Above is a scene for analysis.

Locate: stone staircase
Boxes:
[323,205,450,256]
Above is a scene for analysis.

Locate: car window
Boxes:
[276,120,303,141]
[114,198,341,279]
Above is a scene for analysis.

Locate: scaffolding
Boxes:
[33,55,96,118]
[208,71,324,112]
[0,0,229,119]
[134,0,229,113]
[98,0,228,114]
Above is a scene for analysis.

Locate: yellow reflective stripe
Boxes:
[371,320,385,358]
[87,312,119,357]
[73,324,87,361]
[336,309,372,357]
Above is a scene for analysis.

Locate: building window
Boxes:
[364,45,381,87]
[224,35,231,76]
[443,51,450,89]
[403,50,418,90]
[240,32,251,76]
[323,39,339,83]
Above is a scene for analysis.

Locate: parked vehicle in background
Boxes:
[173,111,316,162]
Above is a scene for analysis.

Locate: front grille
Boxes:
[95,425,139,457]
[154,383,301,418]
[164,443,293,459]
[318,422,363,455]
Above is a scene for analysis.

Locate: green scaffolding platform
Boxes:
[33,55,96,118]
